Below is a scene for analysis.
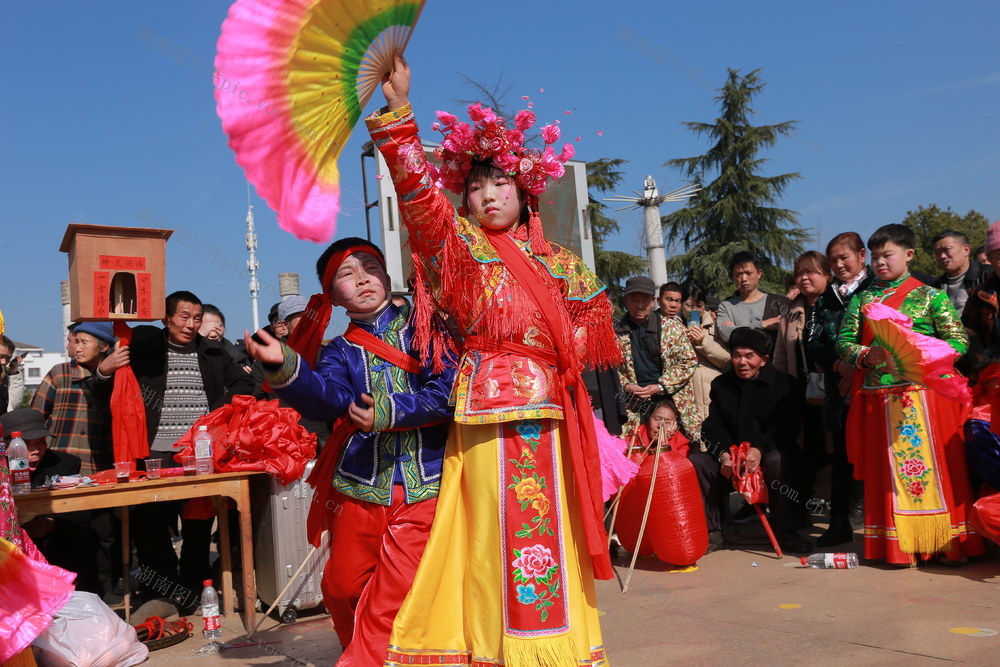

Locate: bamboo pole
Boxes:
[621,425,666,593]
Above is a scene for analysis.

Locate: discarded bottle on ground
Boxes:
[194,426,214,476]
[800,552,859,569]
[200,579,222,639]
[7,431,31,495]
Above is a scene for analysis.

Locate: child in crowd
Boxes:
[836,224,983,565]
[631,398,690,457]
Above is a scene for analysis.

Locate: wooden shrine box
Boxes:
[60,224,173,322]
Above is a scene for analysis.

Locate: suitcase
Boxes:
[252,459,330,622]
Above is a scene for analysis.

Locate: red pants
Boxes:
[322,486,436,667]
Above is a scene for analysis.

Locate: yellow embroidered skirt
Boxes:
[385,420,607,666]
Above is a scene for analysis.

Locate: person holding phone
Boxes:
[682,283,731,426]
[0,335,25,415]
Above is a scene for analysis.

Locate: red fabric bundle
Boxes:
[174,395,317,485]
[616,451,708,565]
[730,442,769,505]
[970,493,1000,545]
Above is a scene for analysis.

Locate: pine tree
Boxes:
[662,68,808,296]
[587,158,646,306]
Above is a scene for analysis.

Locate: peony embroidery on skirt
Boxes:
[500,419,569,635]
[891,392,934,504]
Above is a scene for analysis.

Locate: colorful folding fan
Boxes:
[862,301,970,401]
[0,537,76,663]
[215,0,426,243]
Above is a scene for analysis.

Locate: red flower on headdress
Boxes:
[430,101,575,195]
[540,123,561,144]
[514,109,536,130]
[436,110,458,126]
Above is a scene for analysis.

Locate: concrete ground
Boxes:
[144,518,1000,666]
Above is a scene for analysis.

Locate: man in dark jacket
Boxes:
[702,327,811,553]
[932,230,990,312]
[113,290,254,608]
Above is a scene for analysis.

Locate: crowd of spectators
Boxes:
[2,218,998,613]
[608,220,1000,560]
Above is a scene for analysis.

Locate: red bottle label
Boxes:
[832,553,848,569]
[11,468,29,486]
[203,614,221,632]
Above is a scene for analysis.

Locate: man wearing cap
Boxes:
[278,295,310,336]
[2,407,102,594]
[243,237,456,665]
[268,301,289,340]
[31,321,119,475]
[615,275,700,437]
[260,294,330,449]
[701,326,811,553]
[963,220,1000,363]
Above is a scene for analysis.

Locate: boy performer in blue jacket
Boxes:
[245,237,456,666]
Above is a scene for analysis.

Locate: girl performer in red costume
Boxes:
[368,57,622,667]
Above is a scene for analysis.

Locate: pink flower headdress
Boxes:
[429,103,576,197]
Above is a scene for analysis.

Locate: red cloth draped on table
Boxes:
[111,321,149,461]
[174,395,318,519]
[481,227,614,580]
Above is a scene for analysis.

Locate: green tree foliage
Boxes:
[898,204,990,276]
[587,158,646,306]
[661,68,809,296]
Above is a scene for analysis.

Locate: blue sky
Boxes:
[2,1,997,350]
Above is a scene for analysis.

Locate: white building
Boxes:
[12,340,69,400]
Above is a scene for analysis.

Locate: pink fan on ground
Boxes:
[215,0,425,243]
[862,301,970,402]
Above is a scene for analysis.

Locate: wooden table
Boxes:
[16,470,262,632]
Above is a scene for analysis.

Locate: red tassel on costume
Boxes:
[528,209,551,256]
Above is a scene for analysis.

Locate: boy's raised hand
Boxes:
[243,328,284,365]
[381,53,410,111]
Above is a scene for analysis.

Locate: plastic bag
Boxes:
[32,591,148,667]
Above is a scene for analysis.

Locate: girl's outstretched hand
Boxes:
[381,53,410,111]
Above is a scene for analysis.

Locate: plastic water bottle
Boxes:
[800,552,859,569]
[200,579,222,639]
[7,431,31,495]
[194,426,214,476]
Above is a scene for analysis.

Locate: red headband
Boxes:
[321,244,386,294]
[286,243,387,367]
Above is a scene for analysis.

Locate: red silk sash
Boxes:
[110,321,149,461]
[305,322,425,546]
[343,323,422,375]
[481,228,613,580]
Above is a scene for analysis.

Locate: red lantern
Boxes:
[616,450,708,566]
